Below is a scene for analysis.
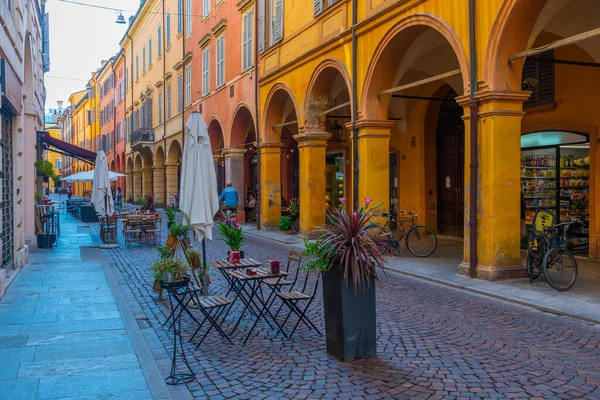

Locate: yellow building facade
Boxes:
[43,122,62,192]
[70,89,95,196]
[258,0,600,279]
[122,0,186,206]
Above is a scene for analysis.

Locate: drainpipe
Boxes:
[351,0,358,210]
[127,33,134,202]
[468,0,479,278]
[162,0,167,207]
[254,0,261,229]
[181,2,186,158]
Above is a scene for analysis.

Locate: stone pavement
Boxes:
[99,215,600,399]
[0,212,171,399]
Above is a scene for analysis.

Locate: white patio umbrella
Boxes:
[63,170,125,183]
[91,150,115,217]
[180,112,220,241]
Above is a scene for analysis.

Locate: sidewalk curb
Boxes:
[244,228,304,245]
[384,265,600,325]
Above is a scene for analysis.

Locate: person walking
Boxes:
[218,182,239,215]
[67,186,73,200]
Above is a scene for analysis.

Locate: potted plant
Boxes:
[279,216,293,233]
[150,257,188,283]
[180,225,191,248]
[218,215,245,258]
[187,249,211,286]
[306,198,388,361]
[34,193,43,205]
[166,223,179,247]
[165,204,177,229]
[35,159,56,183]
[289,197,299,231]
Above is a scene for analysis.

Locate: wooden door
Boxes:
[437,126,465,236]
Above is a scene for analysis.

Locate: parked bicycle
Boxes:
[527,217,582,291]
[374,210,438,257]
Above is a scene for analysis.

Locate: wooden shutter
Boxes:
[258,0,265,53]
[523,50,554,109]
[274,0,283,43]
[314,0,322,16]
[145,98,153,128]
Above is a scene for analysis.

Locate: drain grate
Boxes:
[136,318,153,329]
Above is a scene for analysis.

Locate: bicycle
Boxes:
[527,217,582,291]
[375,210,438,257]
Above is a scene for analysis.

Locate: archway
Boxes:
[166,140,182,206]
[154,146,165,206]
[208,119,225,193]
[261,85,300,229]
[230,105,257,222]
[141,149,154,197]
[126,156,134,202]
[134,154,143,201]
[487,0,600,260]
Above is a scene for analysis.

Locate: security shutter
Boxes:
[273,0,283,43]
[0,110,14,270]
[258,0,265,53]
[523,50,554,109]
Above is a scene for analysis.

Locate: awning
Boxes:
[37,131,97,164]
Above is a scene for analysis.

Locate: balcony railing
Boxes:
[130,127,154,147]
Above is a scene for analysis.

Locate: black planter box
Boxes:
[322,265,376,361]
[37,234,56,249]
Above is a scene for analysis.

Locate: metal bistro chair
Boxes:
[261,251,303,316]
[273,270,322,339]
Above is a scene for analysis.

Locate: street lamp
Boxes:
[116,12,127,24]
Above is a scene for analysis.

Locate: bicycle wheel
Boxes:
[406,226,437,257]
[526,236,545,280]
[542,248,578,291]
[374,227,398,255]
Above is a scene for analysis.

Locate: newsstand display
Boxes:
[521,131,589,253]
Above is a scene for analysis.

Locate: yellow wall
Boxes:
[44,125,62,192]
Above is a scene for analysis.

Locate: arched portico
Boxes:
[260,84,300,229]
[153,146,165,206]
[126,157,134,202]
[166,140,182,206]
[208,118,226,194]
[133,154,143,201]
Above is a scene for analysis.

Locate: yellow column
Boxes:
[294,130,330,235]
[354,120,394,214]
[142,168,153,196]
[224,149,247,221]
[126,168,133,203]
[259,143,282,229]
[457,90,530,280]
[133,170,142,200]
[153,165,165,206]
[165,162,180,206]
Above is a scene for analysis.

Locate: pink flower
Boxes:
[339,197,347,204]
[235,223,241,229]
[230,216,237,223]
[365,198,372,205]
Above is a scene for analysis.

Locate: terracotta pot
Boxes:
[166,235,177,247]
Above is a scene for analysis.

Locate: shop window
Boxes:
[522,50,554,109]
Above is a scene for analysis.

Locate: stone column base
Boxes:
[458,262,527,280]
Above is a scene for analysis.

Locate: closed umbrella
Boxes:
[180,112,219,241]
[63,170,125,182]
[91,150,115,217]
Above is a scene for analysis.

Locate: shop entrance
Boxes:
[325,151,345,212]
[436,90,464,236]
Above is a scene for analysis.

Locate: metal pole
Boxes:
[202,238,208,295]
[351,0,358,210]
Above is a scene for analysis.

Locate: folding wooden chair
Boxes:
[261,250,303,317]
[188,293,233,346]
[274,271,322,338]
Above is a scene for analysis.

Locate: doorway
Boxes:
[325,151,345,212]
[436,89,464,236]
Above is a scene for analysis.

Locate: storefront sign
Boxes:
[0,59,22,115]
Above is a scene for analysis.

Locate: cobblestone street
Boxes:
[102,220,600,400]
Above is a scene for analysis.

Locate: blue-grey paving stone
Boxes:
[0,325,21,336]
[18,354,141,378]
[0,377,39,399]
[0,346,36,364]
[34,303,119,315]
[56,311,121,321]
[0,313,58,325]
[0,306,35,316]
[58,296,115,305]
[47,389,154,400]
[0,335,28,349]
[37,369,149,399]
[26,329,129,346]
[48,283,110,292]
[19,318,124,335]
[0,363,19,381]
[34,335,134,361]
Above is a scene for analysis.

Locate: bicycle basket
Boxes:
[533,211,554,233]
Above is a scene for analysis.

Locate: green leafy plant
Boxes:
[180,225,189,239]
[34,193,43,202]
[169,223,181,238]
[150,257,188,281]
[187,249,201,266]
[289,198,299,218]
[279,216,293,231]
[157,245,174,259]
[217,215,245,251]
[310,198,388,291]
[165,205,177,224]
[35,159,57,180]
[136,194,145,207]
[302,237,331,272]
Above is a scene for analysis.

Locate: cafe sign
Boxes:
[0,59,22,116]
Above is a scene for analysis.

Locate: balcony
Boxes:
[130,127,154,152]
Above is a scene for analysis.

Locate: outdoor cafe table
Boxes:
[226,267,288,344]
